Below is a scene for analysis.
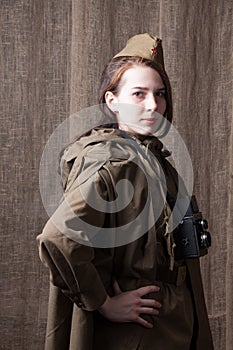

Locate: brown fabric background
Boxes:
[0,0,232,349]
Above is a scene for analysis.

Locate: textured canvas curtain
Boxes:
[0,0,232,349]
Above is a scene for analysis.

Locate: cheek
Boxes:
[158,99,167,113]
[117,103,143,117]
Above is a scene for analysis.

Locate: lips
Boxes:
[141,118,155,125]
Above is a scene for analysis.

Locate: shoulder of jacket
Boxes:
[59,128,139,191]
[61,129,139,162]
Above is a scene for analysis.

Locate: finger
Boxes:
[138,307,160,315]
[140,298,162,309]
[136,315,154,329]
[136,285,160,297]
[113,279,122,295]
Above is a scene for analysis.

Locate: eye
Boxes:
[133,91,144,98]
[155,90,166,98]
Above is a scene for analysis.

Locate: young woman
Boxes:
[37,33,213,349]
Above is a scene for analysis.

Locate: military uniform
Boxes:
[37,128,213,350]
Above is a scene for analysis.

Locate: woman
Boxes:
[37,33,213,349]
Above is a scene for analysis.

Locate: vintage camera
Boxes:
[173,195,211,259]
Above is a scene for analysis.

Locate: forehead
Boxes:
[120,65,164,88]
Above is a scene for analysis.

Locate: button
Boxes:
[74,296,84,308]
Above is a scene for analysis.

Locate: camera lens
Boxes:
[196,219,208,231]
[199,231,211,249]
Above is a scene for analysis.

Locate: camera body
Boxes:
[173,196,211,259]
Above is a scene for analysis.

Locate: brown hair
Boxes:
[98,56,173,123]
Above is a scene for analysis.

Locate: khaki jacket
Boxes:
[37,128,213,349]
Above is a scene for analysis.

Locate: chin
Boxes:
[134,128,154,136]
[137,125,156,135]
[119,124,154,136]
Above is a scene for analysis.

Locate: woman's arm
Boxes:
[37,171,110,311]
[37,222,108,311]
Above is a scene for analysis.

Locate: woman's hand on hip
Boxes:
[98,280,161,328]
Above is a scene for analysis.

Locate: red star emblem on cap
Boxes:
[151,47,157,56]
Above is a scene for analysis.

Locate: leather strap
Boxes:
[156,265,186,286]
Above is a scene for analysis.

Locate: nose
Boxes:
[145,94,157,111]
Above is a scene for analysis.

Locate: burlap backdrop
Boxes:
[0,0,232,349]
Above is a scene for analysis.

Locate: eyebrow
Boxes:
[131,86,166,91]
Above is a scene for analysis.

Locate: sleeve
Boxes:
[37,170,110,311]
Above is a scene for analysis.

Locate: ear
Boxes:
[105,91,119,113]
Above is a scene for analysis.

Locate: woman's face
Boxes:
[105,65,167,135]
